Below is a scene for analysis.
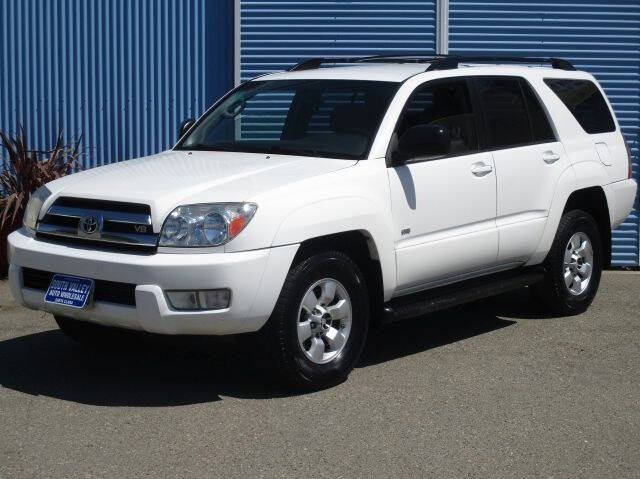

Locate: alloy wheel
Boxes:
[564,232,594,296]
[296,278,352,364]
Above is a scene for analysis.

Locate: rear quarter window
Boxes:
[544,79,616,134]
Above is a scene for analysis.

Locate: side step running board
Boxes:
[382,268,545,324]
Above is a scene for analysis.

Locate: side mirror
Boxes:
[392,124,451,165]
[178,118,195,140]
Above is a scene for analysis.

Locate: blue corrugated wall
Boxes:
[238,0,438,81]
[0,0,234,170]
[2,0,638,265]
[449,0,640,266]
[236,0,437,145]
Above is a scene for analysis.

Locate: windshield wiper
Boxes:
[177,144,230,152]
[265,145,335,158]
[178,143,354,159]
[178,143,265,153]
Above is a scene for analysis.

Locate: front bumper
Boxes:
[7,229,298,335]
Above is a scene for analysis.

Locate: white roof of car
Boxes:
[258,62,586,83]
[261,64,428,82]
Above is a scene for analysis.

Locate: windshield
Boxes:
[176,79,399,160]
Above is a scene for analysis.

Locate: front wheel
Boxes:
[532,209,603,315]
[261,251,370,390]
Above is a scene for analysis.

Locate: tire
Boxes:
[532,209,603,315]
[54,315,138,349]
[259,250,370,390]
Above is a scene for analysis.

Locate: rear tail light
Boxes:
[624,138,633,179]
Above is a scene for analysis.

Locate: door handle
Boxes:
[542,151,561,164]
[471,162,493,176]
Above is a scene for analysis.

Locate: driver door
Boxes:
[388,77,499,294]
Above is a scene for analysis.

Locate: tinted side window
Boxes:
[544,79,616,134]
[475,77,531,149]
[396,78,479,159]
[521,80,555,143]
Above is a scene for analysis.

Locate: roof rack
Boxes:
[288,54,443,71]
[288,54,575,72]
[426,55,575,71]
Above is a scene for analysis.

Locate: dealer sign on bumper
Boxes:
[44,274,94,309]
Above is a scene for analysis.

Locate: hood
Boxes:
[46,150,357,227]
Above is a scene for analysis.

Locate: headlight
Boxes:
[23,186,52,232]
[159,203,257,247]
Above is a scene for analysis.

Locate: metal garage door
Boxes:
[236,0,437,82]
[449,0,640,266]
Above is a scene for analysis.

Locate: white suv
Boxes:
[8,55,637,389]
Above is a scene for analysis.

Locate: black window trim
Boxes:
[542,77,617,135]
[519,79,538,142]
[519,77,559,144]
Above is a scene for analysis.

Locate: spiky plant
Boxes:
[0,126,83,229]
[0,125,83,275]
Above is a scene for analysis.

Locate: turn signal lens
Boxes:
[23,186,52,232]
[228,216,245,238]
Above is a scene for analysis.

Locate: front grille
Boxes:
[36,197,157,253]
[22,268,137,307]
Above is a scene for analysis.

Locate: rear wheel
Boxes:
[533,209,603,315]
[260,251,370,390]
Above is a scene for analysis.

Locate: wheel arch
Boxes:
[270,196,396,302]
[292,231,386,325]
[562,186,612,268]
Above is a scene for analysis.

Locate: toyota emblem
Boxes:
[80,216,99,234]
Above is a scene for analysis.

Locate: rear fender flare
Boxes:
[527,164,578,265]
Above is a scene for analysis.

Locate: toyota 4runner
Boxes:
[7,55,637,389]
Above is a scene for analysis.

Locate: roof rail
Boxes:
[288,54,443,71]
[426,55,576,71]
[288,54,576,72]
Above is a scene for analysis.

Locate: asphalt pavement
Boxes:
[1,271,639,478]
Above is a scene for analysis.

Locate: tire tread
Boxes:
[260,250,368,390]
[533,209,602,315]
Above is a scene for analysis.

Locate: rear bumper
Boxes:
[8,228,298,335]
[603,178,637,229]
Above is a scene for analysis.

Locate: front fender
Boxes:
[272,197,397,301]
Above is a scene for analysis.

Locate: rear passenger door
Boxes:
[473,76,569,264]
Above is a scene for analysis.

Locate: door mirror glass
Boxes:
[393,124,451,164]
[178,118,195,141]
